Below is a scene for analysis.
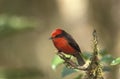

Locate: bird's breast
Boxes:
[53,37,76,54]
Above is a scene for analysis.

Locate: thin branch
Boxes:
[57,53,87,71]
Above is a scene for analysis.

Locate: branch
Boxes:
[85,29,104,79]
[57,53,87,71]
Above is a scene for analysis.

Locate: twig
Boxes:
[57,53,87,71]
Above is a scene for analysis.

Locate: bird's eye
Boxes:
[55,34,63,38]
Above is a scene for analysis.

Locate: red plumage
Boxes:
[50,28,85,66]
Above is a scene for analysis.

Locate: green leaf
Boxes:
[74,74,83,79]
[51,55,64,70]
[111,57,120,66]
[61,67,76,78]
[82,52,92,60]
[101,54,114,64]
[102,66,111,72]
[99,49,108,56]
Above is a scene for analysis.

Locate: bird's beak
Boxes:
[49,37,53,40]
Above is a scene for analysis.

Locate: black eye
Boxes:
[55,34,63,38]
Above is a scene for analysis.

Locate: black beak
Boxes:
[49,37,53,40]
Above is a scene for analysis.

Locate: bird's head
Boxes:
[50,28,63,39]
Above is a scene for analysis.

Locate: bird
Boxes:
[50,28,85,66]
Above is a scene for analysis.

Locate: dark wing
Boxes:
[63,31,81,52]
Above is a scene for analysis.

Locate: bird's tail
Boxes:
[73,53,85,66]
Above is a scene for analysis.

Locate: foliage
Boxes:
[111,57,120,65]
[51,55,64,70]
[0,14,38,36]
[61,67,76,77]
[0,14,43,79]
[0,68,43,79]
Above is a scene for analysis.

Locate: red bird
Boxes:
[50,28,85,66]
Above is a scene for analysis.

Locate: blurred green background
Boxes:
[0,0,120,79]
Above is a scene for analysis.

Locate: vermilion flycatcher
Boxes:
[50,28,85,66]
